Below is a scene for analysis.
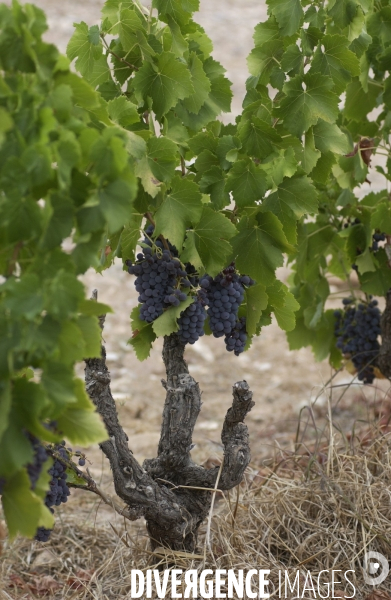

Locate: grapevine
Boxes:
[1,0,391,549]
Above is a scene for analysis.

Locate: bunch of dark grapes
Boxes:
[225,317,248,356]
[200,264,255,339]
[26,434,48,488]
[334,298,381,384]
[178,291,207,345]
[127,247,188,322]
[35,443,70,542]
[143,225,199,287]
[371,231,386,252]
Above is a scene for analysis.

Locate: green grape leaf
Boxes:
[153,0,199,25]
[166,15,187,57]
[247,40,284,84]
[302,129,321,174]
[312,120,350,154]
[281,44,303,75]
[128,322,157,361]
[367,6,391,45]
[344,79,379,121]
[77,315,102,358]
[199,166,230,210]
[372,203,391,234]
[118,8,150,54]
[182,52,211,114]
[154,177,203,249]
[225,159,269,206]
[275,74,339,137]
[121,212,144,260]
[66,22,110,86]
[2,471,54,539]
[253,17,280,46]
[41,363,77,412]
[152,297,193,337]
[57,409,107,445]
[0,381,11,445]
[146,136,178,183]
[261,147,298,186]
[55,72,101,109]
[4,274,44,320]
[133,51,194,119]
[273,290,300,332]
[107,96,140,127]
[329,0,362,30]
[0,107,13,146]
[238,116,282,160]
[245,284,268,336]
[99,176,137,234]
[311,151,336,183]
[359,251,391,296]
[355,248,376,274]
[267,0,303,36]
[263,176,318,244]
[182,207,237,277]
[311,34,360,94]
[78,299,113,316]
[231,212,293,286]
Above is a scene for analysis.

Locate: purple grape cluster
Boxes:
[372,232,386,252]
[178,291,207,345]
[225,317,248,355]
[35,443,71,542]
[127,247,188,322]
[27,435,48,488]
[200,264,254,338]
[143,225,199,287]
[334,298,381,384]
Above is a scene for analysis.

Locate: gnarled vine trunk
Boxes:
[84,309,254,552]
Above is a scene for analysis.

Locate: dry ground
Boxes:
[1,1,391,598]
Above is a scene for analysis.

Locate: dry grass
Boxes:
[1,399,391,599]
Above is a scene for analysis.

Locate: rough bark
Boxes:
[378,289,391,379]
[85,293,255,552]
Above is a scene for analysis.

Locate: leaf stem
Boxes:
[101,35,139,71]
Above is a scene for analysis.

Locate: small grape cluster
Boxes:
[334,298,381,384]
[27,434,48,488]
[178,291,207,345]
[127,247,188,322]
[200,264,254,339]
[371,231,386,252]
[35,442,71,543]
[225,317,248,356]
